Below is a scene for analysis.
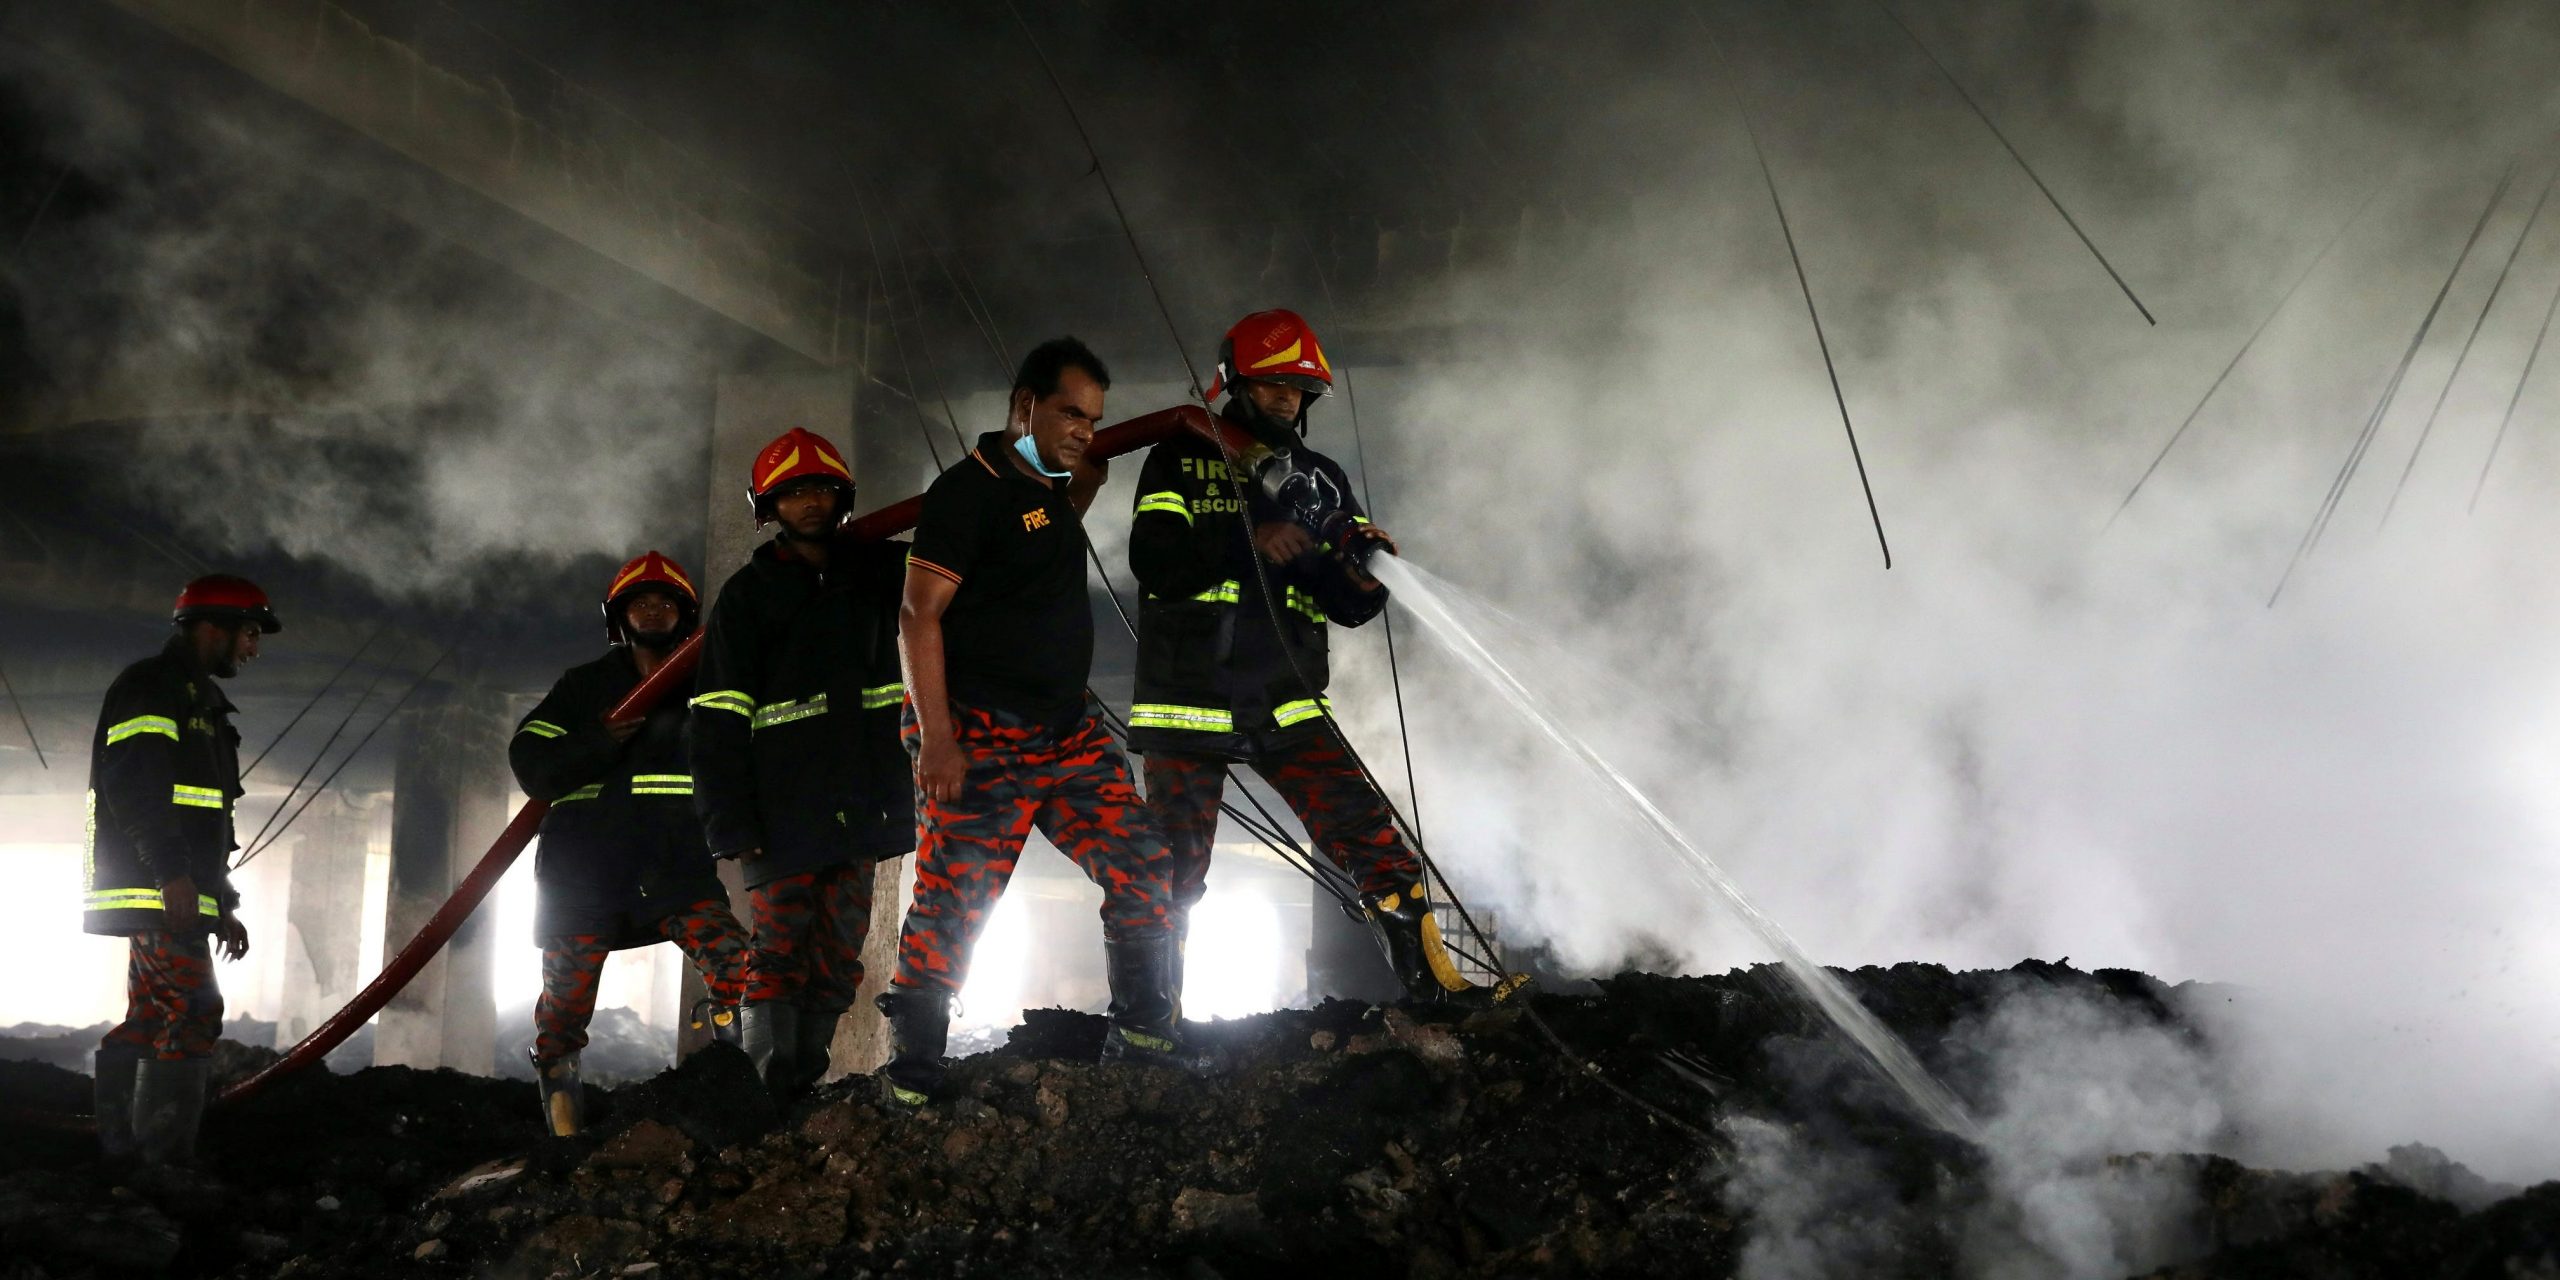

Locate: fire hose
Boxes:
[5,406,1229,1126]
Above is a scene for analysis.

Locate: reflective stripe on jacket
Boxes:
[82,636,243,938]
[1123,414,1386,761]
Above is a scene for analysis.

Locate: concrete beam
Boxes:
[84,0,843,366]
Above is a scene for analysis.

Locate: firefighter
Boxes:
[1127,309,1488,1007]
[84,574,276,1165]
[688,429,912,1101]
[878,336,1187,1107]
[509,551,750,1136]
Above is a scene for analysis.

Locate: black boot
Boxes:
[1102,933,1213,1072]
[94,1047,139,1162]
[132,1058,210,1166]
[531,1051,585,1137]
[1362,883,1496,1009]
[875,988,952,1108]
[740,1003,799,1096]
[791,1008,847,1098]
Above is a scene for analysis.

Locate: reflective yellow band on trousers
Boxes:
[85,888,220,916]
[106,715,179,746]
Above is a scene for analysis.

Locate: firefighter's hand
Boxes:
[1342,523,1397,590]
[604,716,641,744]
[1253,521,1318,565]
[160,874,198,933]
[214,911,250,961]
[917,731,967,807]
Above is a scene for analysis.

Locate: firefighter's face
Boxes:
[772,478,842,538]
[1243,379,1304,427]
[620,590,686,649]
[1014,367,1106,473]
[193,620,260,677]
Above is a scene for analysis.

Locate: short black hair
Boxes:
[1012,336,1111,400]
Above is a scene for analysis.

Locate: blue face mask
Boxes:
[1014,432,1070,479]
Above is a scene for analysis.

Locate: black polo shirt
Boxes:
[907,431,1093,726]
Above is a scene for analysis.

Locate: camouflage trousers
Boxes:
[1144,731,1422,919]
[742,863,876,1011]
[891,697,1174,994]
[535,898,750,1064]
[99,929,222,1063]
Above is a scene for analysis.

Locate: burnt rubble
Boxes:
[2,961,2553,1278]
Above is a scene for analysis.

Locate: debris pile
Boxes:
[2,961,2553,1278]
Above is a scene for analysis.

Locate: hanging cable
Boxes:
[2380,163,2560,527]
[2469,236,2560,511]
[2109,182,2385,528]
[2271,165,2514,605]
[244,620,386,777]
[0,649,44,769]
[238,645,455,869]
[1867,0,2153,324]
[1689,4,1893,569]
[236,664,393,865]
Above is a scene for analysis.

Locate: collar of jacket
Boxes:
[158,632,236,714]
[972,430,1064,489]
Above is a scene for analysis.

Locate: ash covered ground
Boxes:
[2,961,2553,1279]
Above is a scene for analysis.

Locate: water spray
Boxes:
[1373,554,1981,1139]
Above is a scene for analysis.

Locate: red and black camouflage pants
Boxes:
[742,864,876,1012]
[99,929,222,1062]
[534,899,749,1064]
[1144,732,1422,921]
[890,698,1174,994]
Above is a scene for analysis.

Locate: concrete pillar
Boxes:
[682,367,910,1080]
[376,685,510,1074]
[277,790,374,1045]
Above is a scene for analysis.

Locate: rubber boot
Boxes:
[1101,933,1214,1073]
[791,1008,847,1098]
[688,997,743,1049]
[1362,883,1496,1010]
[740,1003,799,1096]
[532,1051,584,1138]
[131,1058,210,1166]
[875,988,952,1108]
[93,1048,139,1161]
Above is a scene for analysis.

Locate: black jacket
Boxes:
[509,648,724,943]
[82,636,244,937]
[687,534,912,889]
[1125,409,1386,761]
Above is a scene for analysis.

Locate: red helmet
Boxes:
[601,551,698,645]
[173,574,282,634]
[1207,309,1334,407]
[747,428,855,526]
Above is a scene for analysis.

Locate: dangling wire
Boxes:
[2109,182,2384,529]
[245,620,387,777]
[2470,234,2560,512]
[238,645,454,869]
[2271,164,2514,605]
[237,663,394,864]
[2380,162,2559,528]
[0,650,43,769]
[1689,3,1893,569]
[1293,226,1429,845]
[1866,0,2153,325]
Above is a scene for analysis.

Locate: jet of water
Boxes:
[1373,554,1982,1139]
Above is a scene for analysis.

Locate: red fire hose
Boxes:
[205,406,1228,1109]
